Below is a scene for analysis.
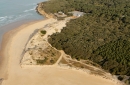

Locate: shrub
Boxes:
[40,30,46,34]
[36,57,48,64]
[50,59,55,64]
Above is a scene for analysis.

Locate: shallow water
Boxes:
[0,0,47,27]
[0,0,47,43]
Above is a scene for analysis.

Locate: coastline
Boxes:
[36,2,54,18]
[2,19,121,85]
[0,1,49,79]
[0,18,56,85]
[0,20,42,46]
[0,2,47,78]
[0,20,40,79]
[0,18,120,85]
[0,2,123,85]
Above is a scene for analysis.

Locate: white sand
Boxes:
[1,18,120,85]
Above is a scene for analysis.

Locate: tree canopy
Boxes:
[41,0,130,83]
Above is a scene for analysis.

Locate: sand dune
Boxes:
[0,18,121,85]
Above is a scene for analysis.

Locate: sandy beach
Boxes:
[0,18,121,85]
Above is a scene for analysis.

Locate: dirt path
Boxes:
[54,50,64,65]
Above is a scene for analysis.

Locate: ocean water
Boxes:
[0,0,47,45]
[0,0,47,27]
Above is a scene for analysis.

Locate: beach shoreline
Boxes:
[0,19,43,47]
[0,18,122,85]
[0,20,41,79]
[0,2,124,85]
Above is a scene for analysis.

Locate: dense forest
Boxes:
[41,0,130,84]
[48,15,130,75]
[42,0,130,17]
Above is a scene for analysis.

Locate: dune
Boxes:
[0,18,121,85]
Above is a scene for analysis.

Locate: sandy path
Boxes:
[1,19,119,85]
[54,51,64,65]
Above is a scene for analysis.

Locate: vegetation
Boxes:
[41,0,130,16]
[128,78,130,84]
[49,15,130,75]
[40,30,46,35]
[50,59,55,64]
[36,57,48,65]
[57,17,65,20]
[93,39,130,75]
[59,58,108,77]
[40,0,130,84]
[32,45,61,65]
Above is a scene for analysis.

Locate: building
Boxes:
[69,11,85,17]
